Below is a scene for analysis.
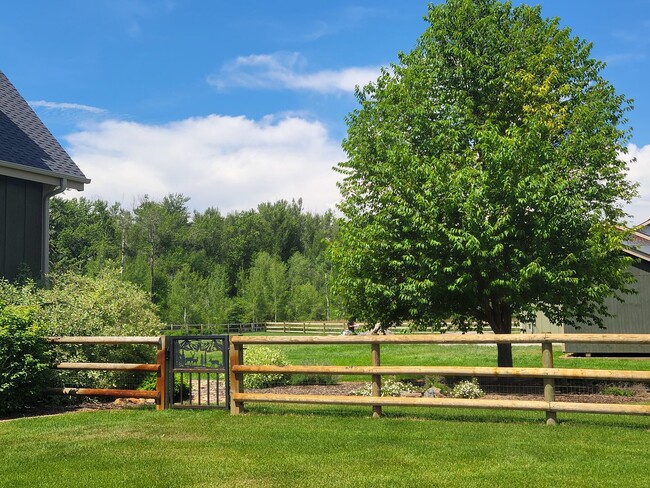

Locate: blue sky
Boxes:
[2,0,650,222]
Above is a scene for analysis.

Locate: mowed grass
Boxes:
[1,407,649,488]
[273,342,650,379]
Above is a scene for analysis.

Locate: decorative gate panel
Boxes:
[167,335,229,409]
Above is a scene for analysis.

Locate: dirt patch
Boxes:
[248,382,367,397]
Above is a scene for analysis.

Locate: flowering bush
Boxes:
[351,377,419,397]
[451,378,485,399]
[243,346,291,389]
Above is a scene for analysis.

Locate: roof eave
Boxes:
[0,159,89,191]
[622,247,650,263]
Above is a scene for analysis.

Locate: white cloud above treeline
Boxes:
[208,52,380,94]
[623,143,650,225]
[62,109,650,225]
[64,114,344,214]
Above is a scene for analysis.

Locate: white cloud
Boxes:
[28,100,106,114]
[603,52,647,66]
[623,143,650,225]
[64,114,344,214]
[208,52,380,94]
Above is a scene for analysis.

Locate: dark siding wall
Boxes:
[0,175,44,280]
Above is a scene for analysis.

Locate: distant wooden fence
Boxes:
[46,336,166,410]
[166,322,521,335]
[265,322,353,335]
[229,334,650,424]
[165,323,266,334]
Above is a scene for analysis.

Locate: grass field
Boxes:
[3,341,649,487]
[1,406,649,487]
[268,342,650,382]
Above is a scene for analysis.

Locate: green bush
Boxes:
[138,373,191,401]
[243,346,290,389]
[38,270,163,337]
[39,271,164,391]
[0,273,166,405]
[0,305,51,415]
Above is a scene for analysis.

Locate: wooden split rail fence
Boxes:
[228,333,650,424]
[46,336,166,410]
[42,333,650,422]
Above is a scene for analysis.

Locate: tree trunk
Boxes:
[496,342,513,368]
[488,303,514,368]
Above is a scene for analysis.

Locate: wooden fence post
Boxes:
[542,341,557,425]
[156,335,167,410]
[371,343,382,417]
[230,341,245,414]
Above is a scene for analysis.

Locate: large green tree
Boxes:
[333,0,637,366]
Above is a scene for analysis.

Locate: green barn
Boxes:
[533,225,650,354]
[0,70,89,280]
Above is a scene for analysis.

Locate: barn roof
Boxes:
[0,70,89,190]
[624,229,650,263]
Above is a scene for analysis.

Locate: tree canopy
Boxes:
[333,0,638,366]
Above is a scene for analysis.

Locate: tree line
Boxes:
[49,195,344,325]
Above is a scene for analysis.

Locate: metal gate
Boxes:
[167,335,229,409]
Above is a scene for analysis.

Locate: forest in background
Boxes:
[49,194,345,325]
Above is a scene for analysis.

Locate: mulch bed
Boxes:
[2,382,648,422]
[251,381,650,404]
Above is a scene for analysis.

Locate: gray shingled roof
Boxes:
[0,70,89,186]
[624,230,650,263]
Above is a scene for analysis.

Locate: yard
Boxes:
[1,406,649,487]
[2,342,650,487]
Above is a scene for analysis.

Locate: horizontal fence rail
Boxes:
[48,336,161,345]
[53,362,160,372]
[231,364,650,382]
[228,333,650,423]
[46,336,166,409]
[231,333,650,344]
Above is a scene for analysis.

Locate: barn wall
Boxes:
[563,259,650,354]
[0,174,44,280]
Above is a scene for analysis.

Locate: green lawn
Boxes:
[271,342,650,379]
[1,407,649,487]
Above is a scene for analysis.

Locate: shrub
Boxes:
[351,377,419,397]
[38,270,163,337]
[38,271,164,391]
[243,346,290,389]
[600,384,636,397]
[138,373,191,401]
[424,375,450,396]
[451,378,485,399]
[0,305,52,415]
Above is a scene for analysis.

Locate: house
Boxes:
[533,226,650,354]
[0,70,89,281]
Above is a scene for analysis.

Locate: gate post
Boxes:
[230,340,244,414]
[156,335,168,410]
